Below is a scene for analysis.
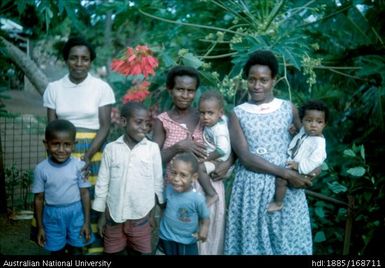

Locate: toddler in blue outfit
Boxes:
[32,119,94,254]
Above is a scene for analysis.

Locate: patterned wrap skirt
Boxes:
[73,128,104,255]
[72,129,103,189]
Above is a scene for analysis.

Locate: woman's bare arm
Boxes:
[152,118,207,164]
[47,108,57,122]
[229,111,311,188]
[83,105,112,167]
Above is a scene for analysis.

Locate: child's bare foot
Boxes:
[206,194,219,207]
[267,202,283,212]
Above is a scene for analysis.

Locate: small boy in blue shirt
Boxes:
[159,152,210,255]
[32,119,94,254]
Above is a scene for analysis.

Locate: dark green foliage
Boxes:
[1,0,384,255]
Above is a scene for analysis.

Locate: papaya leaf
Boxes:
[182,53,203,69]
[280,47,301,70]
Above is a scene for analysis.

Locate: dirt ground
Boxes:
[1,89,45,116]
[0,213,48,255]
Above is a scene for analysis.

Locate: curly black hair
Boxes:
[120,102,147,119]
[45,119,76,141]
[242,50,279,79]
[62,36,96,62]
[172,152,199,174]
[166,66,200,90]
[199,90,224,109]
[299,100,330,123]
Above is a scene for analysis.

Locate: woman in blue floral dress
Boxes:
[224,50,313,255]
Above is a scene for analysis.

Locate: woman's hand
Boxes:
[286,160,299,171]
[305,166,322,182]
[80,155,91,179]
[210,153,235,181]
[176,134,207,159]
[210,160,231,181]
[284,169,312,188]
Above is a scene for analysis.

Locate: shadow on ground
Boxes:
[0,214,48,255]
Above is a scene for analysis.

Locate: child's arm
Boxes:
[206,150,223,162]
[92,146,111,213]
[211,151,236,181]
[193,194,210,242]
[197,218,210,242]
[151,143,165,230]
[80,188,91,242]
[148,207,158,230]
[34,192,45,247]
[97,212,106,238]
[153,144,165,207]
[91,147,112,238]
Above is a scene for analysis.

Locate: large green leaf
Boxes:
[182,53,203,69]
[355,56,385,78]
[346,167,366,177]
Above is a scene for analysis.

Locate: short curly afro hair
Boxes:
[299,100,330,123]
[62,36,96,62]
[166,66,200,90]
[242,50,279,79]
[45,119,76,141]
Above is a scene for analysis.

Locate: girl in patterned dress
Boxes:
[224,50,314,255]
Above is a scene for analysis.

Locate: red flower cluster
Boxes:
[122,81,150,103]
[111,45,158,77]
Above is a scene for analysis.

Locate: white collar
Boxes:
[63,73,91,87]
[116,135,148,146]
[239,98,283,114]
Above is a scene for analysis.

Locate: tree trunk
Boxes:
[0,37,48,96]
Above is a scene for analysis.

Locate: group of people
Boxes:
[31,37,329,255]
